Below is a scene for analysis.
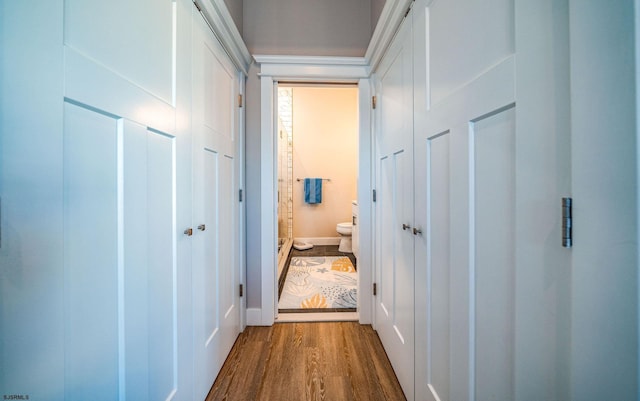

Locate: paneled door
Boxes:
[374,14,415,401]
[62,1,194,399]
[412,0,572,400]
[191,8,242,399]
[0,0,193,400]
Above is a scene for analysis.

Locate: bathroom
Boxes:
[276,84,359,316]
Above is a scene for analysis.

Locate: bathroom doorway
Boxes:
[276,83,359,321]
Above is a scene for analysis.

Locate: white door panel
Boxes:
[414,131,451,401]
[64,0,175,104]
[63,102,119,401]
[63,101,181,400]
[472,106,516,401]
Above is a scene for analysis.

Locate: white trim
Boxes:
[260,76,278,326]
[258,58,374,326]
[365,0,413,73]
[357,78,373,324]
[254,55,369,80]
[246,308,263,326]
[294,237,341,246]
[276,312,359,323]
[195,0,252,75]
[237,72,247,331]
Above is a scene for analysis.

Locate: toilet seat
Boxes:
[336,222,352,235]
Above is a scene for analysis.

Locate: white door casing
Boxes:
[254,57,371,326]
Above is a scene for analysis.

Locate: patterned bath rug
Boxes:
[278,256,357,312]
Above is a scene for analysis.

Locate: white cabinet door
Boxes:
[374,14,415,401]
[413,0,572,400]
[191,9,242,400]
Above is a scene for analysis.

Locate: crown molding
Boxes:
[253,55,369,81]
[195,0,252,75]
[194,0,412,77]
[365,0,413,73]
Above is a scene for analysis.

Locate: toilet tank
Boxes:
[352,200,359,259]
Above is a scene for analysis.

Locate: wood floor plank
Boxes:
[206,322,406,401]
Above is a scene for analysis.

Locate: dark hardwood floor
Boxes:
[206,322,407,401]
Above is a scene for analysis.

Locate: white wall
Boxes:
[569,1,638,398]
[291,86,358,239]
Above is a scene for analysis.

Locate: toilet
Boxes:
[336,222,353,253]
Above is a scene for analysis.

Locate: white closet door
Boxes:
[62,1,193,399]
[413,0,572,400]
[374,14,415,401]
[1,1,194,399]
[191,8,241,399]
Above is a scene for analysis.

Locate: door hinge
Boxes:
[238,94,243,108]
[193,0,202,12]
[373,189,377,202]
[372,95,377,109]
[373,283,377,296]
[239,189,243,202]
[562,197,572,248]
[239,284,244,297]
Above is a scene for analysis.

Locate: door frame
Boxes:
[255,55,373,325]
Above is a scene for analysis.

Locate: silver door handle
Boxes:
[197,224,206,231]
[184,228,193,236]
[413,227,422,236]
[402,223,411,231]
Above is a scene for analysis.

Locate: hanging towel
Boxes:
[304,178,322,204]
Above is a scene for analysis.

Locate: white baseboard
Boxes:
[276,312,358,323]
[246,308,264,326]
[295,237,341,246]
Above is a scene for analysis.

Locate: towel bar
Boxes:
[296,178,331,182]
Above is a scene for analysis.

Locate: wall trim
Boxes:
[365,0,413,73]
[246,308,263,326]
[254,55,370,81]
[195,0,252,75]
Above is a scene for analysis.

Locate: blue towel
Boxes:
[304,178,322,204]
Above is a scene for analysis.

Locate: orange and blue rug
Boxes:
[278,256,357,312]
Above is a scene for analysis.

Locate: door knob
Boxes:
[413,227,422,236]
[402,223,411,231]
[197,224,206,231]
[184,228,193,236]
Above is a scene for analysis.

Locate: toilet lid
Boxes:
[337,222,352,229]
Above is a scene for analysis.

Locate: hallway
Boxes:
[206,322,406,401]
